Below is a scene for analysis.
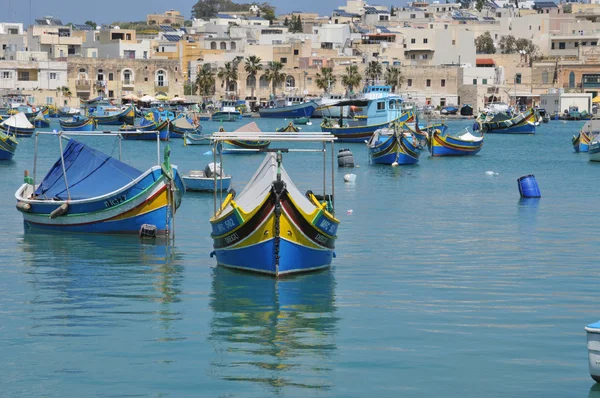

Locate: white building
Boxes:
[539,91,592,115]
[0,52,68,93]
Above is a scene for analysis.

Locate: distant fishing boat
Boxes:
[32,111,50,128]
[276,121,300,132]
[589,135,600,162]
[367,127,420,165]
[293,116,310,125]
[15,133,185,235]
[218,123,270,154]
[0,112,35,136]
[212,100,242,122]
[0,129,18,160]
[440,106,459,115]
[183,163,231,192]
[259,96,317,119]
[59,115,97,132]
[474,108,538,134]
[120,120,169,141]
[209,130,339,276]
[321,86,413,142]
[429,128,483,157]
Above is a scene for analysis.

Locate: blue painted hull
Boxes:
[575,143,589,153]
[368,133,419,165]
[431,145,482,156]
[323,121,392,143]
[0,137,17,160]
[485,123,535,134]
[258,101,317,119]
[122,130,169,141]
[59,118,96,132]
[215,238,333,275]
[183,176,231,192]
[0,124,34,137]
[212,111,242,121]
[33,119,50,128]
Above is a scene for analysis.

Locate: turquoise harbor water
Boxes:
[1,118,600,397]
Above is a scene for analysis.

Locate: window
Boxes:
[426,79,431,87]
[108,72,114,81]
[294,49,299,55]
[247,75,256,88]
[583,42,588,46]
[515,73,522,84]
[156,70,166,87]
[441,79,445,87]
[18,71,30,81]
[551,43,555,50]
[124,50,135,59]
[410,14,416,19]
[429,24,433,29]
[1,71,11,79]
[452,40,456,45]
[123,69,132,84]
[423,38,428,43]
[482,78,488,84]
[411,54,416,59]
[542,71,549,84]
[529,25,532,30]
[411,38,415,43]
[422,54,428,59]
[593,41,598,46]
[210,41,217,50]
[46,97,53,104]
[49,72,57,79]
[220,42,227,50]
[144,77,148,82]
[286,76,295,88]
[230,42,236,50]
[108,90,114,98]
[79,68,86,73]
[575,42,579,48]
[440,98,446,107]
[407,78,412,87]
[473,78,477,85]
[559,42,565,49]
[569,71,575,88]
[280,57,287,63]
[259,75,269,88]
[377,101,385,110]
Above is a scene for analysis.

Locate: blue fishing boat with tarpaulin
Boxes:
[15,133,184,235]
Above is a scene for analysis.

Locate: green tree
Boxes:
[475,31,496,54]
[497,35,538,58]
[284,17,289,26]
[341,65,362,94]
[384,66,404,92]
[184,20,193,27]
[196,64,216,96]
[498,35,517,54]
[260,3,276,23]
[244,55,263,100]
[263,61,285,95]
[315,67,337,93]
[192,0,220,19]
[217,62,239,94]
[84,20,97,29]
[365,61,382,84]
[475,0,485,12]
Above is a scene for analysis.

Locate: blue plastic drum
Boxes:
[518,174,541,198]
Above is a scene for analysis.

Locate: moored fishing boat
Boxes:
[91,104,135,125]
[212,100,242,122]
[169,115,202,139]
[15,132,184,235]
[0,112,35,137]
[474,108,538,134]
[293,116,310,125]
[0,129,18,160]
[276,121,300,132]
[367,127,420,165]
[586,321,600,382]
[209,130,339,276]
[183,132,211,146]
[320,86,413,142]
[573,119,600,153]
[218,122,270,154]
[32,111,50,128]
[429,128,483,157]
[589,135,600,162]
[59,115,97,132]
[259,96,318,119]
[183,163,231,192]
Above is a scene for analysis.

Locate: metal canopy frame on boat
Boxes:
[209,131,338,219]
[30,130,164,198]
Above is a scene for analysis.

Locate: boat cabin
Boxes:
[362,85,393,100]
[220,100,238,113]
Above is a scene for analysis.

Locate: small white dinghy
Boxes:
[586,321,600,382]
[182,163,231,192]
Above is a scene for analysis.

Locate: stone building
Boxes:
[67,58,184,101]
[147,10,185,27]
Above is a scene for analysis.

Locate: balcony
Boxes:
[76,79,91,91]
[154,81,169,92]
[122,79,134,87]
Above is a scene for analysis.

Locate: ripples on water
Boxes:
[0,119,598,396]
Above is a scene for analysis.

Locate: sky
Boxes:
[5,0,400,26]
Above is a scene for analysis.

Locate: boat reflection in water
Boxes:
[19,232,184,332]
[209,267,338,392]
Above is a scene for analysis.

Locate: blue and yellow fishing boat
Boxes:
[32,111,50,128]
[169,115,202,139]
[217,123,270,154]
[429,129,483,157]
[474,108,538,134]
[120,117,169,141]
[367,127,420,165]
[210,152,339,276]
[0,112,35,136]
[0,130,18,160]
[59,115,97,132]
[90,104,135,126]
[15,136,184,235]
[573,120,600,153]
[276,121,300,132]
[321,86,413,142]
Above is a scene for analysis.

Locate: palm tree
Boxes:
[365,61,382,85]
[263,61,286,96]
[315,67,337,93]
[384,66,404,92]
[217,62,238,97]
[195,64,215,96]
[244,55,263,100]
[341,65,362,95]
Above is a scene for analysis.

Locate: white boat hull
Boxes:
[586,324,600,382]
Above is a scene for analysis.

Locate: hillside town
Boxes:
[1,0,600,114]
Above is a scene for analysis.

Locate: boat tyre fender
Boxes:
[228,189,236,199]
[49,203,69,219]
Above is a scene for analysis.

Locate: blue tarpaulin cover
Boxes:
[34,139,143,200]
